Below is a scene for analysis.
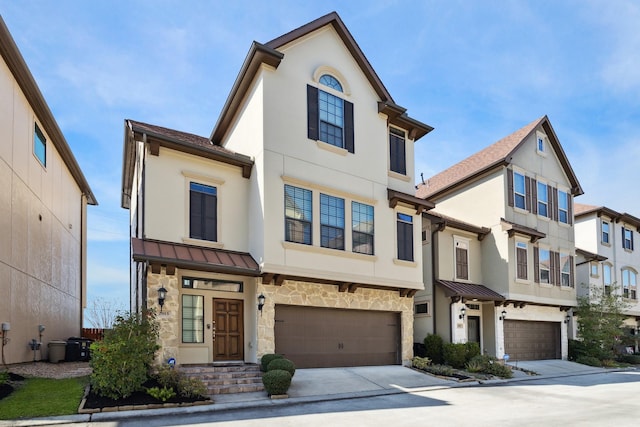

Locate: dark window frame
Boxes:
[352,201,374,255]
[307,85,354,153]
[284,184,312,245]
[389,127,406,175]
[34,122,46,167]
[320,193,345,250]
[189,182,217,242]
[397,213,414,261]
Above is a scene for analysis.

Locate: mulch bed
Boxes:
[83,378,209,409]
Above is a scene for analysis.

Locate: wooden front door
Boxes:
[467,316,481,344]
[212,299,244,361]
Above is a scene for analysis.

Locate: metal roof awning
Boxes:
[436,280,505,302]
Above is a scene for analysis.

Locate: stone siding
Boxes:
[147,270,180,364]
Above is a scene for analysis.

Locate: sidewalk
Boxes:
[4,361,619,426]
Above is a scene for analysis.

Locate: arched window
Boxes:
[319,74,343,92]
[603,263,612,295]
[622,268,637,299]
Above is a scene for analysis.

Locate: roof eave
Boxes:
[424,159,510,202]
[540,119,584,196]
[121,121,136,209]
[378,101,434,141]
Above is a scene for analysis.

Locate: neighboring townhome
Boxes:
[415,116,583,361]
[573,204,640,336]
[121,12,433,369]
[0,17,97,364]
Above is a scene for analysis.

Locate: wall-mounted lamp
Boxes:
[459,307,466,320]
[158,287,167,312]
[258,294,266,314]
[499,310,507,321]
[564,314,571,324]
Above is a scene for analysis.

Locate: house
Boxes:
[573,203,640,336]
[415,116,582,361]
[121,12,433,368]
[0,17,97,364]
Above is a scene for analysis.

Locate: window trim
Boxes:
[536,131,548,156]
[622,226,634,251]
[396,211,414,262]
[389,127,407,176]
[516,240,528,281]
[513,171,527,210]
[34,122,47,167]
[622,267,637,299]
[560,251,572,287]
[188,181,218,243]
[352,201,374,255]
[538,248,551,284]
[601,220,610,245]
[181,294,204,344]
[414,301,430,317]
[558,190,569,224]
[320,193,345,250]
[454,236,470,281]
[307,84,354,153]
[537,181,549,218]
[284,184,313,246]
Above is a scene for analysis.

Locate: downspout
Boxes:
[80,194,87,333]
[431,220,446,340]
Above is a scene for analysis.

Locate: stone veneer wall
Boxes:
[147,270,180,364]
[256,279,415,365]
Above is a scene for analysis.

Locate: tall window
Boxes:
[397,213,414,261]
[603,263,612,295]
[34,123,46,166]
[537,135,545,152]
[514,172,526,210]
[558,191,569,224]
[320,194,345,250]
[516,241,528,280]
[602,221,610,244]
[455,239,469,280]
[539,249,550,284]
[623,227,634,250]
[284,185,312,245]
[622,268,637,299]
[307,75,354,152]
[389,128,406,175]
[352,201,374,255]
[182,295,204,343]
[560,252,571,287]
[189,182,217,241]
[537,182,548,217]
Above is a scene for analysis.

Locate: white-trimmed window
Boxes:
[602,220,610,244]
[514,171,526,210]
[603,263,612,295]
[414,301,430,316]
[537,181,548,218]
[182,294,204,343]
[558,190,569,224]
[307,74,354,153]
[560,252,572,287]
[622,268,637,299]
[536,132,547,154]
[590,262,598,277]
[516,241,528,280]
[454,237,469,281]
[623,227,634,251]
[539,248,551,284]
[352,201,374,255]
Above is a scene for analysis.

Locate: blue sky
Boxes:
[2,1,639,316]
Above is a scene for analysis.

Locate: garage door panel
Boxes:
[504,320,560,361]
[274,305,400,368]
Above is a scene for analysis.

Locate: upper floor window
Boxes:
[602,221,610,244]
[558,191,569,224]
[284,184,312,245]
[537,182,548,218]
[454,238,469,280]
[352,201,374,255]
[389,128,406,175]
[560,252,572,287]
[514,171,526,210]
[622,268,637,299]
[516,241,528,280]
[34,123,46,167]
[307,76,354,153]
[537,136,545,153]
[539,248,550,284]
[320,193,345,250]
[623,227,634,251]
[189,182,217,242]
[397,213,414,261]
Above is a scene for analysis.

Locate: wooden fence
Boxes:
[81,328,105,341]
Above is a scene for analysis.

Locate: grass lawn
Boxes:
[0,376,88,420]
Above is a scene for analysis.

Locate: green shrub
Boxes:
[465,355,489,373]
[422,364,455,377]
[262,369,292,395]
[267,358,296,377]
[617,354,640,364]
[411,356,432,370]
[568,339,589,361]
[261,354,284,372]
[464,342,481,362]
[0,371,8,385]
[600,359,617,368]
[484,361,513,378]
[178,376,208,398]
[576,355,602,367]
[154,365,181,389]
[146,386,176,402]
[90,310,160,399]
[443,343,467,369]
[423,334,444,365]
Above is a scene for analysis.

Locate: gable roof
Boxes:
[121,119,254,209]
[574,203,640,230]
[0,17,97,205]
[415,115,583,201]
[210,11,432,144]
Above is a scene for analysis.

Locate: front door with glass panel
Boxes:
[212,299,244,361]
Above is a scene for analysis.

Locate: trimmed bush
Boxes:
[484,362,513,379]
[568,339,589,361]
[146,386,176,402]
[443,343,467,369]
[262,369,292,395]
[617,354,640,365]
[177,376,208,398]
[411,356,431,370]
[424,334,444,365]
[267,358,296,377]
[464,342,481,362]
[261,354,284,372]
[576,355,602,367]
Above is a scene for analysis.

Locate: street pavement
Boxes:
[2,360,618,426]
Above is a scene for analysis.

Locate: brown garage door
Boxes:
[504,320,561,361]
[274,305,401,368]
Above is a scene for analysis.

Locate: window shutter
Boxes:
[552,187,558,221]
[307,85,319,140]
[507,170,514,207]
[549,250,555,285]
[531,179,537,215]
[569,256,575,287]
[568,194,573,225]
[632,230,635,250]
[547,185,555,220]
[344,100,354,153]
[622,227,625,249]
[525,176,532,212]
[534,247,540,283]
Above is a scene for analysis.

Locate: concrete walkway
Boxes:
[507,359,607,377]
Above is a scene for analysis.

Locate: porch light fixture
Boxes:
[459,307,466,320]
[258,294,266,313]
[158,287,167,312]
[499,310,507,321]
[564,314,571,324]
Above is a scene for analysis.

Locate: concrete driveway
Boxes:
[507,359,606,377]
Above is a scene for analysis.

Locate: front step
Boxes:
[180,363,264,395]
